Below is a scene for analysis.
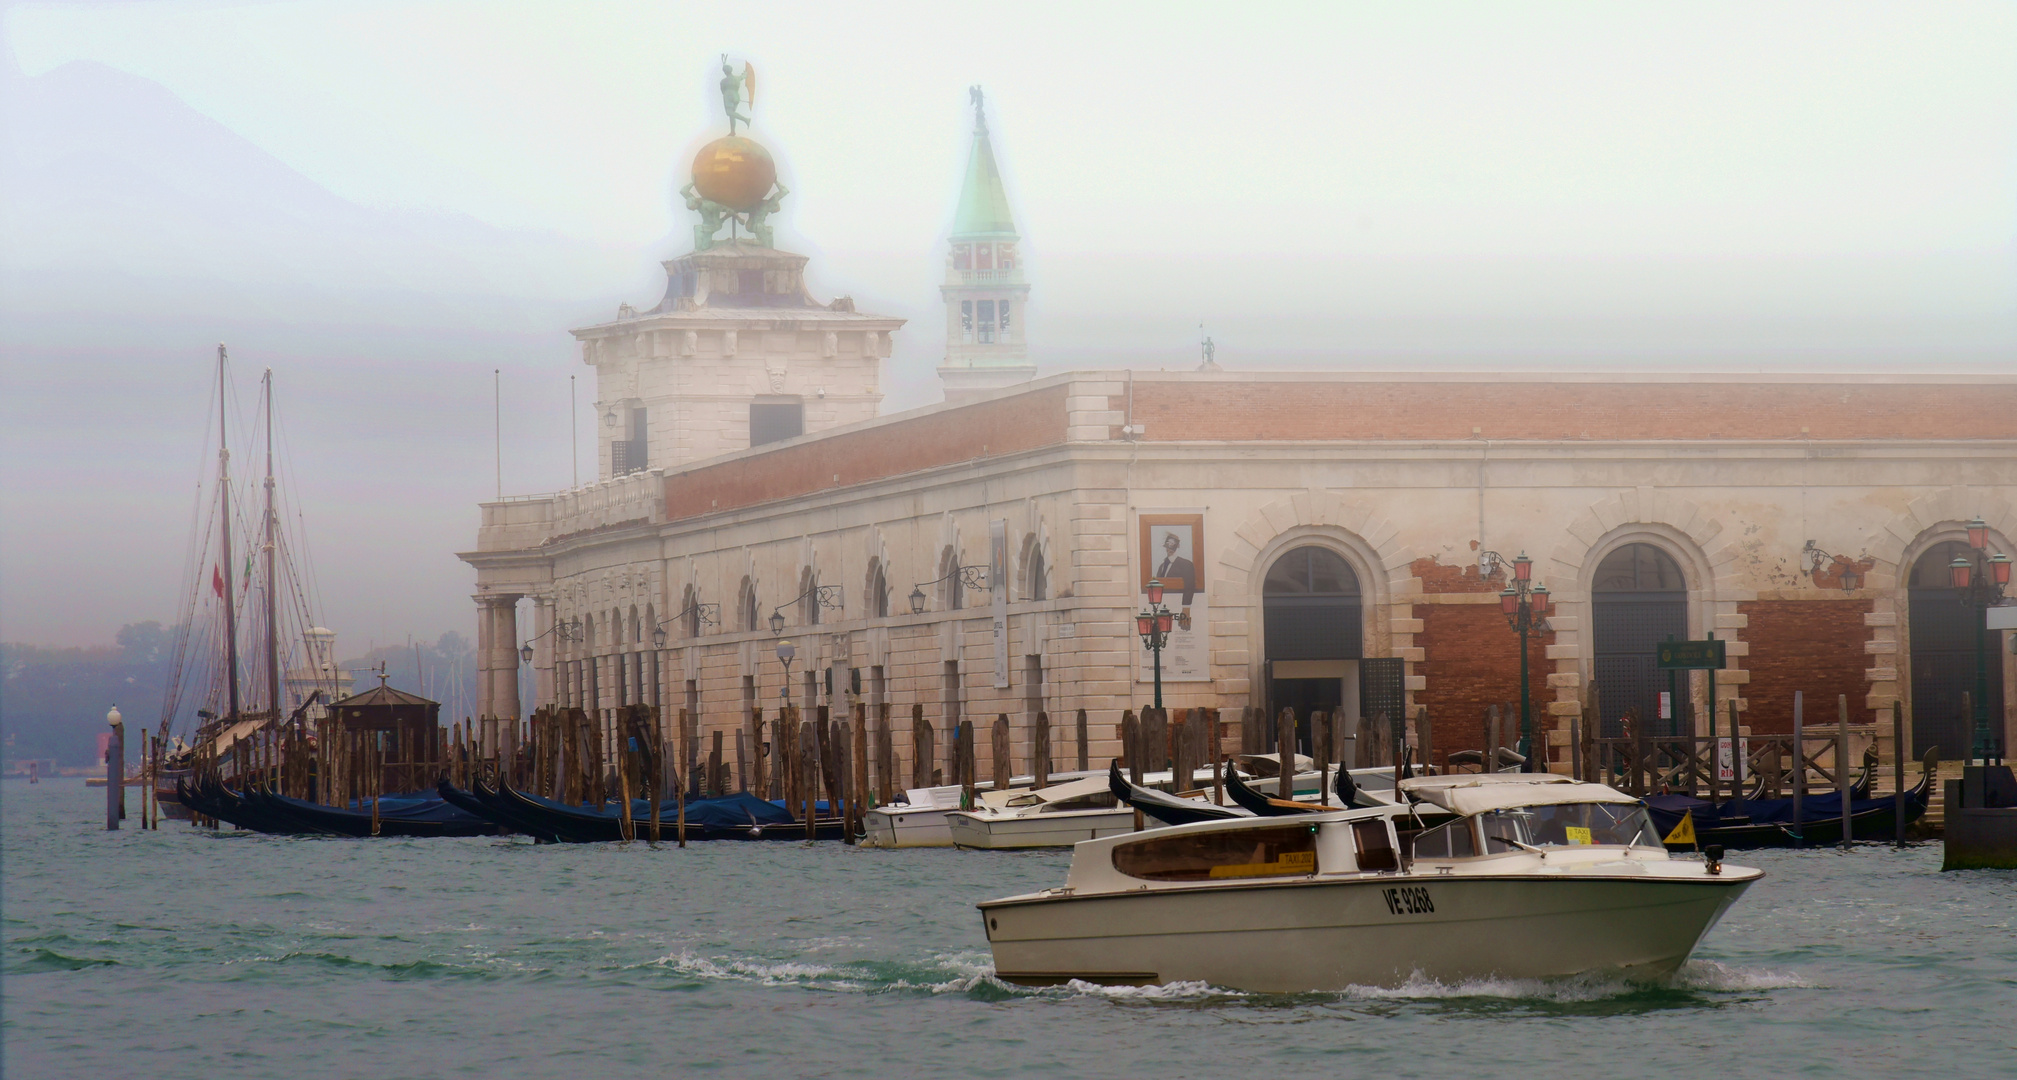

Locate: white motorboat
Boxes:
[979,773,1761,991]
[861,771,1108,848]
[946,777,1138,849]
[861,785,967,848]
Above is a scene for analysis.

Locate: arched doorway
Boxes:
[1263,546,1363,749]
[1908,541,2002,759]
[1592,543,1688,737]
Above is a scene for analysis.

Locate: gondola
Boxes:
[1107,761,1248,827]
[1645,750,1936,849]
[464,776,845,842]
[245,783,504,838]
[1222,761,1328,816]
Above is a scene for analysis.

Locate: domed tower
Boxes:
[937,87,1034,403]
[571,59,904,474]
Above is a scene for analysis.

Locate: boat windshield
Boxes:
[1479,804,1662,852]
[1037,792,1118,813]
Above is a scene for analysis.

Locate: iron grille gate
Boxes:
[1592,594,1687,737]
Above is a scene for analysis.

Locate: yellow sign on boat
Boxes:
[1565,826,1594,845]
[1208,850,1317,879]
[1663,809,1696,846]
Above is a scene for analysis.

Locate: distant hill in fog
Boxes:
[0,59,640,345]
[0,60,648,650]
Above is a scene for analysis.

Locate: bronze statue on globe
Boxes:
[685,56,787,250]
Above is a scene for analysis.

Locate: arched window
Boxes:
[682,585,701,638]
[801,568,821,625]
[866,559,889,618]
[1908,540,2001,758]
[940,547,964,611]
[1591,543,1688,737]
[581,613,595,651]
[740,577,759,632]
[1262,547,1362,660]
[1027,545,1048,602]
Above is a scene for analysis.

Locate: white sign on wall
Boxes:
[1137,510,1211,683]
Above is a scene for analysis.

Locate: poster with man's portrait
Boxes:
[1136,512,1210,683]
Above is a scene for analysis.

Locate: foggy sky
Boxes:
[3,1,2014,651]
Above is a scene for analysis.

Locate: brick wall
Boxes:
[1414,603,1553,764]
[1738,598,1874,733]
[664,384,1068,521]
[1127,381,2017,442]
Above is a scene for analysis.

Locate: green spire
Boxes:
[951,107,1017,239]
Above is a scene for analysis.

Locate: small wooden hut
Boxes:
[327,679,442,794]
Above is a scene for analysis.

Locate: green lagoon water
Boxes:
[5,779,2014,1078]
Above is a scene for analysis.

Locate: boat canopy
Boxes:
[997,775,1111,808]
[1399,774,1640,817]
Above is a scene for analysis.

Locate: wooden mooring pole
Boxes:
[1837,694,1852,851]
[1893,699,1906,849]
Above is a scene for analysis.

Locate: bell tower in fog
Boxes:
[938,86,1034,403]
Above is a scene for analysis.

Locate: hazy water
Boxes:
[5,779,2014,1079]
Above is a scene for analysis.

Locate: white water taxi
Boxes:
[978,773,1760,991]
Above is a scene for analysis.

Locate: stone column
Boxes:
[474,593,498,731]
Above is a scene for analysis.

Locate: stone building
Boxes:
[463,88,2017,779]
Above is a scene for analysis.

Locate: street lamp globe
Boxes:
[1136,614,1154,639]
[1146,581,1165,606]
[1951,556,1973,589]
[1967,518,1990,550]
[775,638,796,664]
[1512,553,1533,582]
[1530,584,1551,616]
[1991,553,2012,586]
[1499,588,1519,615]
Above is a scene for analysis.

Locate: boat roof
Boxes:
[1398,773,1641,816]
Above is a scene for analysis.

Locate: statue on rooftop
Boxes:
[721,56,754,134]
[742,181,790,250]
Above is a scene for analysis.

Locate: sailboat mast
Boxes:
[262,369,283,726]
[217,345,242,724]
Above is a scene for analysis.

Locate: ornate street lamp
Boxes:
[769,609,788,637]
[1136,581,1176,711]
[1950,518,2012,762]
[909,586,928,615]
[1488,551,1550,771]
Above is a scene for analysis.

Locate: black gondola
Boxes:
[1108,761,1248,827]
[1645,751,1936,849]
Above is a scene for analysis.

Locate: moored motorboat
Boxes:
[980,772,1760,991]
[946,776,1135,849]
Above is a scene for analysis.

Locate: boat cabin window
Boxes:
[1409,817,1477,859]
[1112,824,1318,881]
[1480,804,1662,852]
[1351,819,1399,872]
[1039,792,1118,813]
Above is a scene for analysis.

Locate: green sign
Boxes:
[1656,639,1725,670]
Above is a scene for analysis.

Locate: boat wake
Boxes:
[652,949,1807,1007]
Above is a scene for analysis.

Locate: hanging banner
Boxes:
[990,518,1010,688]
[1137,511,1211,683]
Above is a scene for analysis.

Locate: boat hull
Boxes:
[948,808,1139,849]
[860,806,958,848]
[981,871,1755,992]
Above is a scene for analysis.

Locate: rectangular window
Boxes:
[977,300,996,344]
[960,300,974,343]
[1112,824,1319,881]
[1352,819,1399,871]
[998,301,1012,333]
[749,400,804,447]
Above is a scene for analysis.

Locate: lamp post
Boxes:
[1136,581,1176,711]
[1949,518,2011,763]
[1490,552,1551,772]
[775,637,797,706]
